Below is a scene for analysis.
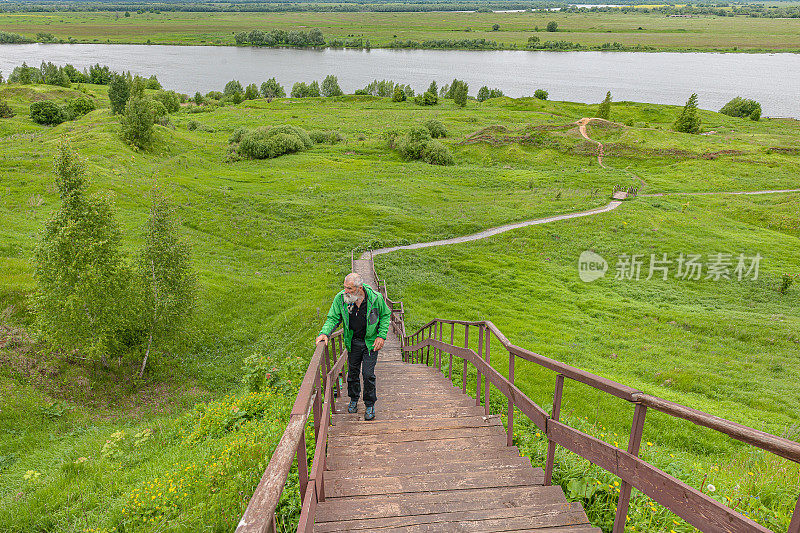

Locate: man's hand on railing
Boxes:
[315,334,329,346]
[373,337,385,351]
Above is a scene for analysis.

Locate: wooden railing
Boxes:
[236,327,348,533]
[403,318,800,533]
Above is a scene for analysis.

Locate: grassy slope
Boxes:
[0,82,798,531]
[2,10,800,51]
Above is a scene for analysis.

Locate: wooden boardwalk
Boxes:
[312,260,600,532]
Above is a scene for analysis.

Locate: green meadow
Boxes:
[3,9,800,51]
[0,79,798,532]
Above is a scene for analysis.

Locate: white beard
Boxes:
[343,292,359,304]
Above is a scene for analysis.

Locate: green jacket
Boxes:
[319,283,391,352]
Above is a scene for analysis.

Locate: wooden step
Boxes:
[313,501,594,532]
[325,455,532,478]
[315,485,570,524]
[323,467,544,498]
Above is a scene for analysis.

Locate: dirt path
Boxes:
[364,201,623,258]
[360,122,799,261]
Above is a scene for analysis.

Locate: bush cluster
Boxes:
[477,86,504,102]
[0,100,15,118]
[29,96,97,125]
[396,125,454,165]
[720,97,761,121]
[232,125,313,159]
[309,130,346,144]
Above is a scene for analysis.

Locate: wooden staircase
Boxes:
[312,260,599,532]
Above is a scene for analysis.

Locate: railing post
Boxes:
[297,431,309,504]
[484,328,491,416]
[476,325,484,407]
[507,348,515,446]
[545,374,565,486]
[612,403,647,533]
[437,321,443,372]
[449,322,455,382]
[313,366,322,438]
[426,325,432,365]
[462,325,469,394]
[787,491,800,533]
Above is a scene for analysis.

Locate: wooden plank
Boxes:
[332,405,486,421]
[313,501,590,532]
[326,434,511,457]
[325,446,526,471]
[323,468,544,498]
[329,424,507,446]
[324,456,531,479]
[315,485,570,524]
[330,415,503,436]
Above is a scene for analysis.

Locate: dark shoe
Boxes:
[348,400,358,413]
[365,406,375,421]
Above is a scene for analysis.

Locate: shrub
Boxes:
[547,21,558,32]
[235,125,313,159]
[527,35,540,47]
[673,93,701,134]
[149,100,167,121]
[452,81,469,107]
[229,127,247,144]
[260,78,286,100]
[121,96,155,149]
[224,79,244,98]
[244,83,260,100]
[205,91,223,100]
[421,140,454,165]
[534,89,549,100]
[424,119,447,138]
[291,82,308,98]
[152,90,180,113]
[308,81,321,97]
[597,91,612,120]
[392,86,407,102]
[64,96,96,120]
[398,126,431,160]
[30,101,65,125]
[187,120,199,130]
[414,91,438,106]
[309,130,345,144]
[0,100,14,118]
[145,75,161,90]
[492,23,500,31]
[108,73,131,115]
[321,75,343,97]
[719,97,761,121]
[193,92,204,105]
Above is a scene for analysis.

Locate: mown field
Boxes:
[0,78,798,532]
[3,10,800,50]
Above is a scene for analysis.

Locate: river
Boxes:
[1,43,798,118]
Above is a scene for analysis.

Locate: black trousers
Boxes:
[347,337,377,407]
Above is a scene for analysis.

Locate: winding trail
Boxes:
[362,121,800,260]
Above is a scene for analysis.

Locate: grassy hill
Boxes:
[0,81,798,532]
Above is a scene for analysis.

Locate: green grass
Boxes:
[3,10,800,51]
[0,81,799,532]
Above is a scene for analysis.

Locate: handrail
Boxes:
[405,319,800,462]
[402,319,800,533]
[236,330,346,533]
